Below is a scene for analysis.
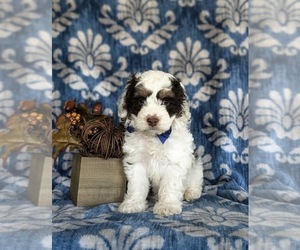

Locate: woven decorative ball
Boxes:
[81,116,125,159]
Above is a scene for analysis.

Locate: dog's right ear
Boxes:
[118,73,139,125]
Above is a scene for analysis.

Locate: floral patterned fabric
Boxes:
[249,0,300,248]
[52,0,249,249]
[0,0,299,249]
[0,0,52,249]
[52,0,249,202]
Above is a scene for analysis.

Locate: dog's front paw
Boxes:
[153,202,182,216]
[118,200,147,213]
[184,187,202,202]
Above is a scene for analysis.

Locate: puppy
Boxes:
[118,70,203,216]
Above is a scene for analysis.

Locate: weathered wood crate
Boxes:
[70,154,126,207]
[27,154,52,206]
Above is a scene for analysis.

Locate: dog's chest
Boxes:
[124,131,185,168]
[137,136,166,157]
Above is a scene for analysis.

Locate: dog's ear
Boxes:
[181,91,191,122]
[118,73,139,124]
[179,84,191,122]
[170,77,191,122]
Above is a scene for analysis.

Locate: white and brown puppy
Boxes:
[118,70,203,216]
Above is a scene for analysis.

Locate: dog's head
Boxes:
[118,70,191,134]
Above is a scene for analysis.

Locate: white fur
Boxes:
[118,70,203,216]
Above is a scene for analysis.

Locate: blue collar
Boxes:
[127,126,172,144]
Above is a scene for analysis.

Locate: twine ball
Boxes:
[81,116,125,158]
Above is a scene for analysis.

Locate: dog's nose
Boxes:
[147,116,159,127]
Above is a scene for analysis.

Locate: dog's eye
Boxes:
[137,97,146,105]
[161,98,171,106]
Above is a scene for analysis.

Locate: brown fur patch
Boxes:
[134,85,152,99]
[157,77,186,117]
[156,89,175,100]
[124,74,152,117]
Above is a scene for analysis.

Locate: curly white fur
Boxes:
[118,70,203,216]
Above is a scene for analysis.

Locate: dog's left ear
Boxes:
[170,77,191,122]
[118,73,139,125]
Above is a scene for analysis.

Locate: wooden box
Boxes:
[70,154,126,207]
[27,154,52,206]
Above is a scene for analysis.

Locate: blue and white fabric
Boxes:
[0,0,299,249]
[0,0,52,249]
[52,1,249,249]
[249,0,300,248]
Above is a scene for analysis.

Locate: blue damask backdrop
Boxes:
[53,0,249,204]
[52,0,249,249]
[0,0,52,249]
[249,0,300,248]
[0,0,299,249]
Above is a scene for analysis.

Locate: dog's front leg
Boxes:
[153,171,184,216]
[118,163,149,213]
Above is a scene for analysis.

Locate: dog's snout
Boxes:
[147,116,159,127]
